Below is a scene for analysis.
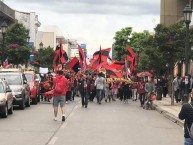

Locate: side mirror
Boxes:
[6,88,12,92]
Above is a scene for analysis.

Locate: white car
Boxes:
[0,79,13,118]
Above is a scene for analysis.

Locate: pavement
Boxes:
[153,97,184,127]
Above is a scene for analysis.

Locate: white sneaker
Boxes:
[53,118,57,121]
[66,101,68,104]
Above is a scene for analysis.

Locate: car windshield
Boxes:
[0,83,4,93]
[25,74,33,82]
[0,74,22,85]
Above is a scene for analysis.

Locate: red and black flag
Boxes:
[53,40,68,65]
[103,65,123,78]
[98,47,111,64]
[90,47,111,70]
[78,44,87,70]
[68,57,80,73]
[110,61,125,70]
[126,47,136,62]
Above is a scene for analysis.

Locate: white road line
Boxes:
[48,137,58,145]
[69,112,74,117]
[61,122,68,129]
[75,105,78,109]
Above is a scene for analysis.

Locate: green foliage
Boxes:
[6,46,31,64]
[112,27,132,60]
[36,46,54,69]
[6,23,29,46]
[130,30,151,51]
[0,23,31,65]
[112,21,193,76]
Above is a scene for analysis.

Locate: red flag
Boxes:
[102,65,123,78]
[126,47,136,61]
[68,57,80,73]
[53,40,68,65]
[78,44,87,71]
[90,47,111,70]
[110,61,125,70]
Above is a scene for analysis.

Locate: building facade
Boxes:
[15,10,41,49]
[161,0,193,76]
[0,1,15,26]
[160,0,189,26]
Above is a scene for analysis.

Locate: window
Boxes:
[24,74,33,82]
[0,74,22,85]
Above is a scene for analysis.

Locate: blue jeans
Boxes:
[185,138,193,145]
[96,89,102,103]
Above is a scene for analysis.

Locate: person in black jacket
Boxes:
[179,97,193,145]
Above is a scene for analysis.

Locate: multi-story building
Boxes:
[161,0,193,76]
[36,26,69,55]
[15,10,41,48]
[160,0,189,26]
[0,1,15,27]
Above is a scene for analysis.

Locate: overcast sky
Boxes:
[4,0,160,55]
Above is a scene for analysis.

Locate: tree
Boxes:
[35,46,55,69]
[112,27,132,60]
[2,23,31,65]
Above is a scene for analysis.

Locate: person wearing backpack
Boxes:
[179,96,193,145]
[53,70,68,122]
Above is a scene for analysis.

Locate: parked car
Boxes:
[0,79,13,118]
[24,71,40,104]
[0,69,30,110]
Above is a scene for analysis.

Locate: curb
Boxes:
[153,104,184,127]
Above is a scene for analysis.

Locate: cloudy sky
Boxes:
[4,0,160,55]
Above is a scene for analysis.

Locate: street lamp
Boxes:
[27,36,30,43]
[183,4,192,103]
[1,21,8,65]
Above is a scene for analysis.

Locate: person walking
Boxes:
[173,74,181,103]
[53,70,68,122]
[137,78,146,107]
[95,73,105,104]
[79,75,90,108]
[179,96,193,145]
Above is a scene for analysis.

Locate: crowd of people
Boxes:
[38,70,193,144]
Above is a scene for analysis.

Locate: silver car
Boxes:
[0,69,30,110]
[0,79,13,118]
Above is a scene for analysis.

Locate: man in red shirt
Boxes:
[53,70,68,122]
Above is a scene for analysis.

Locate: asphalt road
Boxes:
[0,97,183,145]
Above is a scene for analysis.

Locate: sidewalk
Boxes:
[153,97,184,127]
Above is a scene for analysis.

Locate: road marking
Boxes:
[48,137,58,145]
[75,105,78,109]
[69,112,74,117]
[61,122,68,129]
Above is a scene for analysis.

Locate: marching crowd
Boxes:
[39,70,193,144]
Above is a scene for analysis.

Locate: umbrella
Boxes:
[137,72,153,77]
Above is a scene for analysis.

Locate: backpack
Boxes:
[186,103,193,139]
[54,78,63,94]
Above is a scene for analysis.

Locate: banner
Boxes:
[106,78,131,83]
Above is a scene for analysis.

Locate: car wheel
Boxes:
[8,105,13,114]
[2,104,8,118]
[25,97,31,107]
[20,98,25,110]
